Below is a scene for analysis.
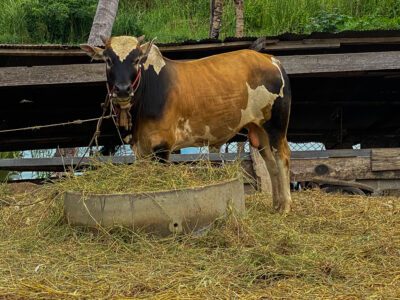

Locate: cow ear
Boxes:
[80,44,105,61]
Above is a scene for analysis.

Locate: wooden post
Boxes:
[53,147,78,177]
[88,0,120,46]
[250,146,272,195]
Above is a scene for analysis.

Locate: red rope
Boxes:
[131,67,142,93]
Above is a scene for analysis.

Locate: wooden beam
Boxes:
[2,36,400,57]
[291,149,371,159]
[0,48,84,57]
[1,151,399,182]
[338,36,400,46]
[0,149,373,171]
[0,153,249,172]
[310,177,375,192]
[279,51,400,76]
[291,156,400,181]
[0,63,104,87]
[2,51,400,87]
[371,148,400,171]
[1,149,400,184]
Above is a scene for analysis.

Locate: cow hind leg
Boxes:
[152,143,171,163]
[268,133,292,213]
[262,87,292,213]
[252,126,290,212]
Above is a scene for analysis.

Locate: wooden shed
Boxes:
[1,30,400,151]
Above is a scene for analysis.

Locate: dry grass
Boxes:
[56,160,241,194]
[0,162,399,299]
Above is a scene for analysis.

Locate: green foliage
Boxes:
[0,0,29,43]
[113,1,143,37]
[306,10,349,33]
[343,16,400,31]
[118,0,210,42]
[21,0,97,43]
[1,0,400,44]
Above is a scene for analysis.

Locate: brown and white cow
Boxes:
[81,36,292,213]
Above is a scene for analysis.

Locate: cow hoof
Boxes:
[273,201,291,214]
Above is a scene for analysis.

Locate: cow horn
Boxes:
[143,38,156,58]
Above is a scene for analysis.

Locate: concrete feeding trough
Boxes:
[64,178,245,236]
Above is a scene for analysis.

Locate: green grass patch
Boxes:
[1,0,400,44]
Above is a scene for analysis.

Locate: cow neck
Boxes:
[130,57,169,136]
[129,66,147,134]
[112,67,142,131]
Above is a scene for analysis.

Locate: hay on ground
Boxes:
[0,161,399,299]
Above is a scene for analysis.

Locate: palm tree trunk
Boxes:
[88,0,120,46]
[234,0,244,37]
[209,0,224,39]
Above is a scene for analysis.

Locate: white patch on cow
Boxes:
[175,118,194,145]
[237,83,280,129]
[199,125,217,142]
[143,45,166,75]
[174,120,218,149]
[271,57,285,97]
[183,119,191,132]
[110,36,138,62]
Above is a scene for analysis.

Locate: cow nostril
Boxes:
[115,84,131,96]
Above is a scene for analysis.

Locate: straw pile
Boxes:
[0,162,399,299]
[58,160,242,194]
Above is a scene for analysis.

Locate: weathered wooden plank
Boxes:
[1,150,399,182]
[160,41,254,52]
[250,146,272,194]
[310,177,375,192]
[291,149,371,159]
[0,48,84,57]
[2,51,400,87]
[263,40,340,51]
[0,153,250,172]
[0,63,105,87]
[339,36,400,45]
[371,148,400,171]
[2,36,400,57]
[291,156,400,181]
[0,41,255,57]
[279,51,400,75]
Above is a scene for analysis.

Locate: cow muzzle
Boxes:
[112,84,133,99]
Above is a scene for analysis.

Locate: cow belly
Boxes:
[173,118,236,149]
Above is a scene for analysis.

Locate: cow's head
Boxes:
[80,35,153,101]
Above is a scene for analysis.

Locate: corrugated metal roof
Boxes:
[1,30,400,49]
